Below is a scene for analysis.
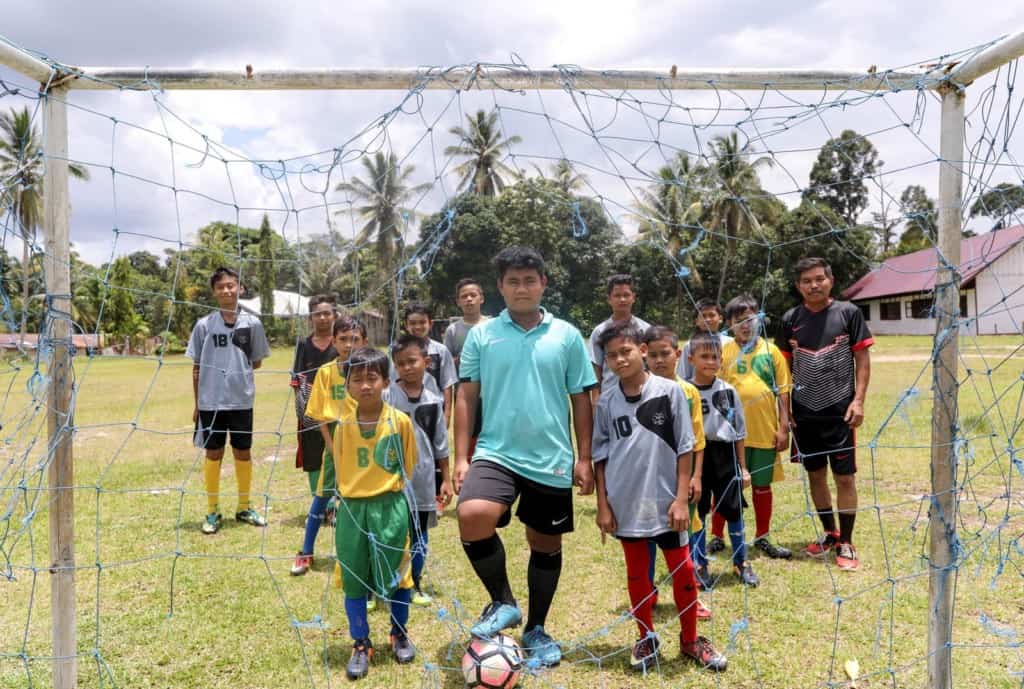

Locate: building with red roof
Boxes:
[842,225,1024,335]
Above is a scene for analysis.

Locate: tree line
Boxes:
[3,106,1023,351]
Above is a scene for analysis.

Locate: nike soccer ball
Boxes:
[462,634,523,689]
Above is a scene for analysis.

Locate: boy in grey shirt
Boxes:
[686,332,758,589]
[385,334,452,606]
[187,267,271,535]
[593,322,726,673]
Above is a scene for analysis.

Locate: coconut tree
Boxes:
[703,132,775,303]
[1,106,91,343]
[538,158,588,194]
[335,151,429,316]
[635,151,705,287]
[444,109,522,196]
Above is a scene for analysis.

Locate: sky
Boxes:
[2,1,1024,268]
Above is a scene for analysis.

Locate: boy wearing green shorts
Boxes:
[290,316,365,576]
[310,346,418,680]
[721,295,793,559]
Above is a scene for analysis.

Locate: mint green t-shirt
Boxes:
[459,308,597,489]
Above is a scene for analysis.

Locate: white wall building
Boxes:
[843,226,1024,336]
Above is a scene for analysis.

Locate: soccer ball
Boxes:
[461,634,523,689]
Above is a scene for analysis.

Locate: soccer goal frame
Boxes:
[2,29,1024,689]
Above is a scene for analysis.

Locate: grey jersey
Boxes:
[187,311,271,411]
[443,316,488,362]
[384,382,449,514]
[694,378,746,443]
[589,316,651,391]
[677,332,734,381]
[391,339,456,395]
[593,375,695,538]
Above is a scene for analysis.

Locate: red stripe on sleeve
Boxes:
[780,350,792,360]
[851,337,874,352]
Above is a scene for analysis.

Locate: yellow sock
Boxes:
[203,458,221,514]
[235,459,252,512]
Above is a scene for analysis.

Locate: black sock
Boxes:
[525,549,562,632]
[838,512,856,544]
[462,535,515,605]
[817,505,837,534]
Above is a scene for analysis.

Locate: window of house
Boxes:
[880,302,901,320]
[858,303,870,321]
[909,298,932,319]
[959,294,968,317]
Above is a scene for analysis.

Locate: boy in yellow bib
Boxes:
[306,346,418,680]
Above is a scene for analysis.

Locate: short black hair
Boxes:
[688,331,722,356]
[794,257,833,282]
[606,274,636,296]
[391,334,428,359]
[209,266,239,289]
[725,294,760,323]
[308,294,336,311]
[494,246,546,280]
[597,322,643,351]
[694,298,722,315]
[403,302,432,322]
[641,325,679,349]
[334,316,368,340]
[344,347,390,379]
[455,278,484,298]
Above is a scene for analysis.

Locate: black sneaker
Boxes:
[735,561,760,587]
[390,629,416,664]
[346,638,373,680]
[629,635,660,671]
[707,536,726,554]
[694,564,713,591]
[754,537,792,559]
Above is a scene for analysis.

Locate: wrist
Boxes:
[576,455,593,463]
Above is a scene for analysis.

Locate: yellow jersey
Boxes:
[305,388,417,498]
[721,338,791,449]
[674,376,706,453]
[305,359,357,421]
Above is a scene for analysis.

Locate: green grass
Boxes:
[1,336,1022,688]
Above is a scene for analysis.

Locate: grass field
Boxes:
[1,335,1022,688]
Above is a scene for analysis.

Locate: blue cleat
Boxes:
[470,601,522,638]
[522,626,561,667]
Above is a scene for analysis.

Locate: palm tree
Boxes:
[335,151,429,312]
[547,158,588,194]
[1,106,90,344]
[635,151,705,287]
[444,109,522,196]
[703,132,774,303]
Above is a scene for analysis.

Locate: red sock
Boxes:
[662,545,698,643]
[752,486,773,539]
[621,540,655,638]
[711,510,726,540]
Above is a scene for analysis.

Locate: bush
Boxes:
[156,331,185,355]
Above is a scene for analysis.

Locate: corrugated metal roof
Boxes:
[842,225,1024,301]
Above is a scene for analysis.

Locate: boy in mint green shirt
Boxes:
[453,246,596,668]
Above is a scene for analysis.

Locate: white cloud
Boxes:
[0,1,1022,267]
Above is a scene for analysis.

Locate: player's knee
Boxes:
[834,473,857,492]
[205,450,225,462]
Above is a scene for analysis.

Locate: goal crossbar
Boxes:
[2,29,1023,92]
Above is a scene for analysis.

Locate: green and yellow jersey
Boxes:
[721,338,790,450]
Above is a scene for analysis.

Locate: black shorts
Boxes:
[296,423,326,472]
[697,441,746,524]
[458,459,574,535]
[196,409,253,451]
[792,419,856,475]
